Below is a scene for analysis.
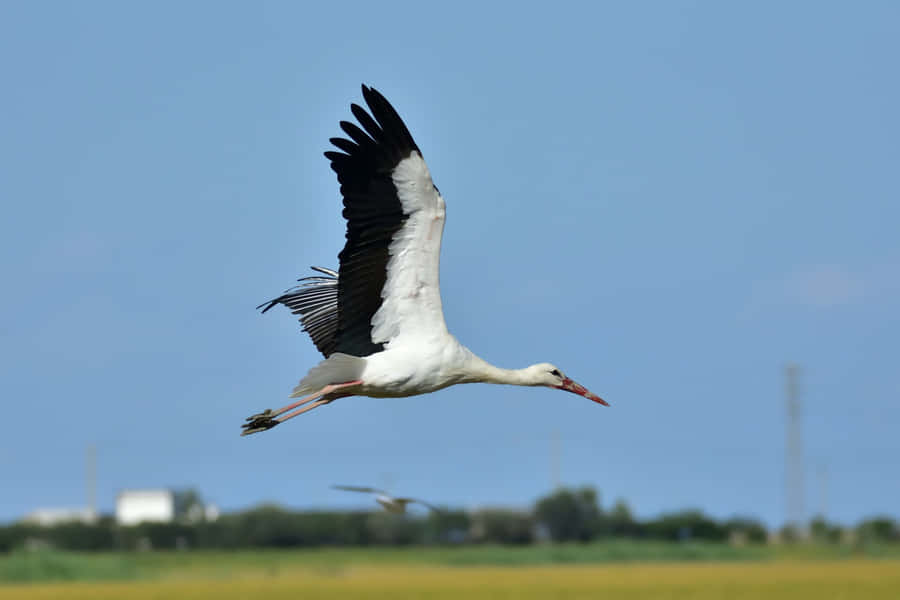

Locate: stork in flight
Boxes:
[331,485,440,514]
[242,85,607,436]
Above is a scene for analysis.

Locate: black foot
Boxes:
[241,409,279,436]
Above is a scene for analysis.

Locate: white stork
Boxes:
[331,485,441,514]
[242,85,607,436]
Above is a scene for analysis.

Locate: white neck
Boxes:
[464,355,540,387]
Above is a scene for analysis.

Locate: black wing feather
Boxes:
[327,85,422,357]
[257,267,339,357]
[258,86,422,358]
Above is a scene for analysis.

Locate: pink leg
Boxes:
[276,398,330,423]
[268,382,353,418]
[241,380,362,436]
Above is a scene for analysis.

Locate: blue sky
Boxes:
[1,1,897,527]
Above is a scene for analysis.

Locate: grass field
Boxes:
[5,541,900,585]
[0,542,773,583]
[2,560,899,599]
[2,544,900,599]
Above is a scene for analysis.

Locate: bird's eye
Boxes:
[550,369,561,377]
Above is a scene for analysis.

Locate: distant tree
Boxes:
[809,515,842,543]
[47,520,116,551]
[534,486,602,542]
[608,498,641,538]
[0,523,37,552]
[424,509,470,544]
[334,511,374,546]
[723,517,767,544]
[366,512,422,545]
[227,503,305,547]
[856,516,898,542]
[173,488,205,523]
[645,510,726,542]
[470,509,534,545]
[777,524,801,543]
[128,522,195,550]
[14,489,899,552]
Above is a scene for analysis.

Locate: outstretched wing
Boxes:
[325,85,449,357]
[332,484,390,495]
[396,497,443,513]
[257,267,339,358]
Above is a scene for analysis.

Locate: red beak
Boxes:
[556,377,609,406]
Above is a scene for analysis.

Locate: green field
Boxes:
[0,542,767,583]
[2,560,899,600]
[2,544,900,599]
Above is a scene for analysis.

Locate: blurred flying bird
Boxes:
[331,484,440,514]
[242,85,607,436]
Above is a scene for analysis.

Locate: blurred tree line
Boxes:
[1,486,896,552]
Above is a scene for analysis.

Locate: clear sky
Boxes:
[1,1,897,527]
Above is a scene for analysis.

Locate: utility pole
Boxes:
[86,444,97,520]
[551,428,561,489]
[818,463,828,520]
[785,364,805,538]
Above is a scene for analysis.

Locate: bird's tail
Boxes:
[291,353,365,398]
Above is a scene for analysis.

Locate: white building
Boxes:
[23,507,97,526]
[115,489,175,525]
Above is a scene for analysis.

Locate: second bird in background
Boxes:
[332,485,441,514]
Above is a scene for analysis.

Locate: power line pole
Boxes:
[551,428,561,489]
[86,444,97,520]
[785,363,805,537]
[817,463,828,520]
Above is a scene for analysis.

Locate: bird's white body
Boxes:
[291,151,458,399]
[376,495,411,514]
[297,338,565,400]
[353,340,474,398]
[242,86,606,435]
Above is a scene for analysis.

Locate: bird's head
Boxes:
[526,363,608,406]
